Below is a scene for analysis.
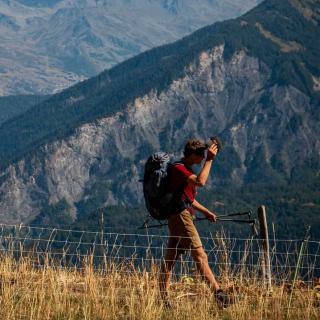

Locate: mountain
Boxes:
[0,94,49,125]
[0,0,319,238]
[0,0,261,95]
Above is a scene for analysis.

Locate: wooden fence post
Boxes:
[100,208,104,247]
[258,205,272,290]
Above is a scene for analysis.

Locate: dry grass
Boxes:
[0,253,319,320]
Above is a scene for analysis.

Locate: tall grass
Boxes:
[0,247,318,320]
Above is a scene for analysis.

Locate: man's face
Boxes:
[194,154,205,164]
[192,148,206,164]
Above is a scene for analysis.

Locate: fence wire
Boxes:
[0,223,319,287]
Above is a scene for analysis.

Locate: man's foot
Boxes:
[214,289,236,309]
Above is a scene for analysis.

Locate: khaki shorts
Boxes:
[167,209,202,253]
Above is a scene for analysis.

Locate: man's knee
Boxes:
[191,247,208,264]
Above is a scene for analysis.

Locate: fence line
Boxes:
[0,222,319,286]
[2,222,319,243]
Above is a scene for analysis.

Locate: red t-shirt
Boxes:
[168,163,197,215]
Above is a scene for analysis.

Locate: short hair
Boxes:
[183,139,208,157]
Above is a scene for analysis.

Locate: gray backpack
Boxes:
[143,152,189,220]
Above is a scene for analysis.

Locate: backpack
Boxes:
[143,152,186,220]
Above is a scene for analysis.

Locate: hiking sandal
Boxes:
[214,289,237,309]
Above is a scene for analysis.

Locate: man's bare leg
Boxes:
[191,246,220,291]
[159,248,179,301]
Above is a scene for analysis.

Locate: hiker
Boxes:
[159,138,228,307]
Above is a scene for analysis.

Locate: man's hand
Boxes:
[206,143,219,161]
[205,211,217,223]
[192,200,217,222]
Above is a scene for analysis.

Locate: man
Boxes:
[159,138,229,307]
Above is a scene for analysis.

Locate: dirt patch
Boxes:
[255,22,303,53]
[288,0,320,25]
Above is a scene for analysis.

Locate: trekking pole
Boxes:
[138,221,168,229]
[193,217,255,224]
[138,218,257,231]
[191,210,252,220]
[192,210,252,223]
[194,217,258,237]
[217,210,252,219]
[138,211,254,230]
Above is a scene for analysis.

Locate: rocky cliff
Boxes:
[0,0,319,224]
[0,48,318,223]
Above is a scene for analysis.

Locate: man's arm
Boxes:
[192,199,217,222]
[187,143,218,186]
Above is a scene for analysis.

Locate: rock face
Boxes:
[0,0,319,224]
[0,0,261,95]
[0,43,319,224]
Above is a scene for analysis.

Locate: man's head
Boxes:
[183,139,208,163]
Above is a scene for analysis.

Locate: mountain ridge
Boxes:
[0,0,319,231]
[0,0,319,169]
[0,0,261,95]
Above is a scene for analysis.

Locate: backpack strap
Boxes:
[170,162,193,210]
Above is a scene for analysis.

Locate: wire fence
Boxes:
[0,222,319,288]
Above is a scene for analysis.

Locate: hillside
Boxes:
[0,0,319,169]
[0,0,261,95]
[0,0,319,238]
[0,94,49,125]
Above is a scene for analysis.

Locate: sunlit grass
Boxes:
[0,252,319,320]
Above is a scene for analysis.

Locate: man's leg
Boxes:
[159,246,180,301]
[191,246,220,291]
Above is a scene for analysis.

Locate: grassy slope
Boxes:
[0,244,319,319]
